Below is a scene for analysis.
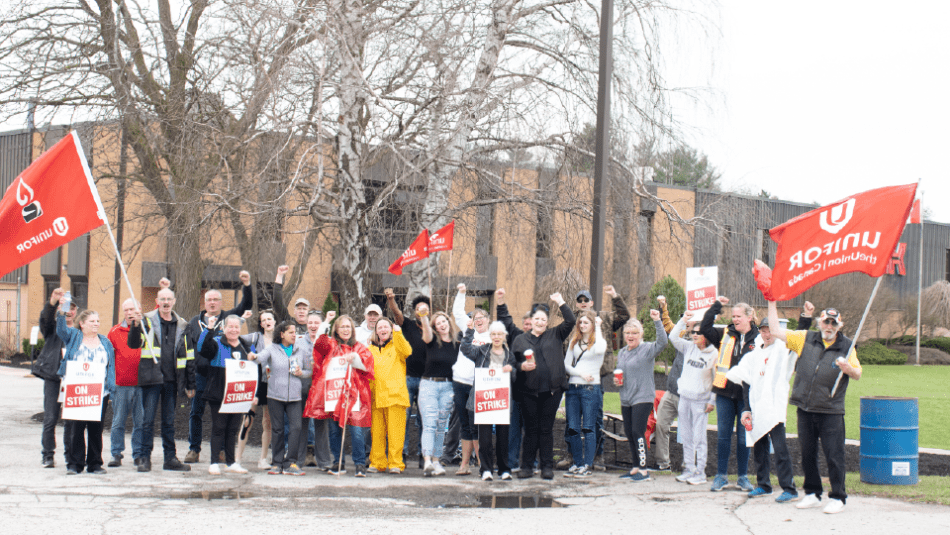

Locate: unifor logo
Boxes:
[819,198,856,235]
[16,178,43,223]
[488,368,496,377]
[699,268,705,276]
[239,361,246,369]
[82,362,90,372]
[53,217,69,236]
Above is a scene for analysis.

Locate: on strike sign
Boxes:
[473,368,510,425]
[325,353,360,413]
[686,266,718,317]
[220,359,258,414]
[62,360,106,421]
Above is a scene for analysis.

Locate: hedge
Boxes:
[857,342,907,365]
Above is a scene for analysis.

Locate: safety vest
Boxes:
[712,334,738,389]
[141,315,193,369]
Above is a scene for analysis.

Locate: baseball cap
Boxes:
[294,297,310,308]
[819,308,842,326]
[576,290,593,302]
[758,317,770,329]
[365,304,382,315]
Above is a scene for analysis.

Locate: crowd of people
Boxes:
[33,267,862,514]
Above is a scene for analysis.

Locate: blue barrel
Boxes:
[860,396,918,485]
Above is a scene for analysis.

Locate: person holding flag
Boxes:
[33,288,77,469]
[304,311,374,477]
[766,301,861,514]
[56,306,116,475]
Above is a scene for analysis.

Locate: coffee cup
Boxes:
[613,368,624,386]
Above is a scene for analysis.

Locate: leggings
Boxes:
[622,403,653,469]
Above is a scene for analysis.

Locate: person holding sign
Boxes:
[56,307,116,475]
[367,318,412,474]
[615,311,668,482]
[250,321,312,476]
[33,287,77,469]
[304,312,374,477]
[448,283,489,476]
[197,315,254,475]
[419,311,459,477]
[461,321,516,481]
[510,293,575,480]
[563,312,607,478]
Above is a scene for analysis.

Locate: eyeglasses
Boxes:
[576,297,591,303]
[822,319,838,326]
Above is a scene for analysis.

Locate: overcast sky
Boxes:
[668,0,949,223]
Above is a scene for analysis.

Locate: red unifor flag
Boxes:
[753,183,917,301]
[388,229,429,275]
[427,220,455,253]
[0,132,107,279]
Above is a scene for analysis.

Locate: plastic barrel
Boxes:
[859,396,918,485]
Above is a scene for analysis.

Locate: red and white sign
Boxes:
[754,183,917,301]
[427,220,455,253]
[61,360,106,421]
[0,132,107,279]
[686,266,718,317]
[324,354,361,413]
[220,359,258,413]
[473,368,510,425]
[388,229,429,276]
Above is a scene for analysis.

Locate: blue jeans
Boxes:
[159,382,178,462]
[188,373,207,453]
[140,384,162,459]
[716,395,749,476]
[418,379,454,458]
[328,421,367,466]
[565,384,601,468]
[403,376,422,457]
[110,385,144,460]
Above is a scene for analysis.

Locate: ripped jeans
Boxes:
[418,379,454,459]
[565,384,601,468]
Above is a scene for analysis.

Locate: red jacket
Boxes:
[108,323,140,387]
[304,334,374,427]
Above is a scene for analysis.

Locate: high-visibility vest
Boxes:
[712,334,738,389]
[141,316,193,369]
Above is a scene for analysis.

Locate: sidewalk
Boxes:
[1,366,947,535]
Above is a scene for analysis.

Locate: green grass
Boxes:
[603,365,950,449]
[751,474,950,506]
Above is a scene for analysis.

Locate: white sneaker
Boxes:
[676,471,693,483]
[686,474,707,485]
[796,494,822,509]
[208,463,221,475]
[500,472,512,481]
[423,460,434,477]
[823,498,845,514]
[258,458,270,470]
[226,462,248,474]
[432,461,446,476]
[482,471,494,481]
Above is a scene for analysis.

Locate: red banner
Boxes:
[388,229,429,275]
[909,198,921,224]
[428,220,455,253]
[0,132,106,279]
[754,183,917,301]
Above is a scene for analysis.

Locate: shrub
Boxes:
[637,276,686,368]
[921,337,950,353]
[857,342,907,365]
[321,292,339,320]
[22,338,45,354]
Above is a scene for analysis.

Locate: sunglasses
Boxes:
[822,319,839,326]
[576,297,591,303]
[690,330,701,335]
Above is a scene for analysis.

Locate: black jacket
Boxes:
[789,330,854,414]
[496,303,524,346]
[460,328,518,380]
[701,301,759,400]
[182,284,253,379]
[31,302,65,380]
[510,303,576,396]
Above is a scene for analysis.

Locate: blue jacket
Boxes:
[55,313,117,397]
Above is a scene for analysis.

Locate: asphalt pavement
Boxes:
[1,366,947,534]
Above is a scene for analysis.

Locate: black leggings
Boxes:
[622,403,652,469]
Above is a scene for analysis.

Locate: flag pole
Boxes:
[916,191,923,366]
[831,276,883,397]
[72,131,157,361]
[427,255,433,308]
[444,249,454,312]
[336,364,353,477]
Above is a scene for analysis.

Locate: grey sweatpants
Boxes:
[678,395,709,477]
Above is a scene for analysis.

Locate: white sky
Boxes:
[668,0,950,223]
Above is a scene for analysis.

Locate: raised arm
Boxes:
[460,327,478,362]
[384,288,404,326]
[767,300,786,343]
[223,270,253,318]
[699,298,724,347]
[420,311,434,344]
[648,310,668,357]
[605,285,630,332]
[392,327,412,359]
[668,316,691,353]
[451,284,468,332]
[657,295,675,334]
[551,294,576,341]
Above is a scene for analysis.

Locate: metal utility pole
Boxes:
[589,0,614,312]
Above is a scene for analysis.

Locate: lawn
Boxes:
[603,365,950,450]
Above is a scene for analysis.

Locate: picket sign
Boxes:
[685,266,718,317]
[220,359,258,414]
[324,353,360,413]
[473,367,510,425]
[61,360,106,421]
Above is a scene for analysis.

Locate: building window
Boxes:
[366,180,422,249]
[70,280,88,310]
[756,228,773,266]
[945,249,950,282]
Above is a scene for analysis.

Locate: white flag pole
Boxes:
[831,276,882,397]
[71,131,158,362]
[444,249,454,312]
[916,193,923,367]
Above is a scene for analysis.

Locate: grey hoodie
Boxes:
[254,343,313,402]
